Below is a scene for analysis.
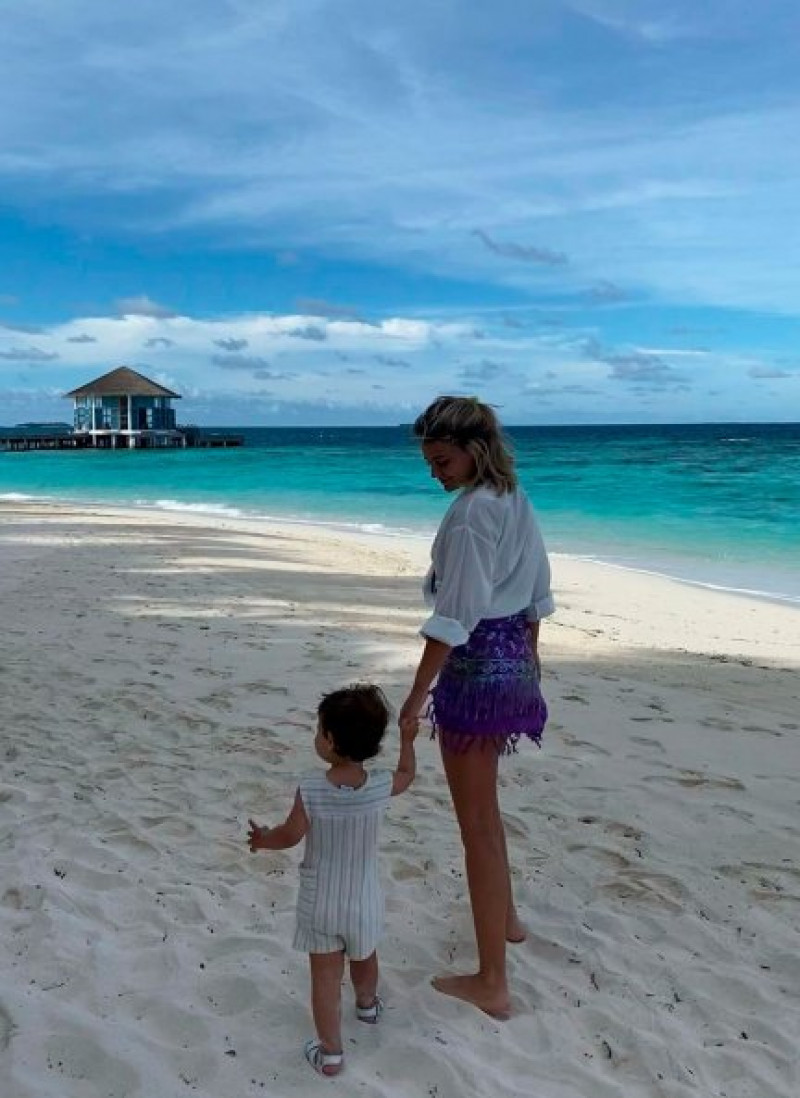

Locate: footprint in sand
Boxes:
[0,787,27,806]
[0,1002,14,1050]
[599,867,685,912]
[201,974,262,1016]
[560,733,611,758]
[645,699,666,711]
[123,997,211,1047]
[241,681,289,695]
[2,884,44,912]
[629,736,666,752]
[197,691,234,711]
[717,862,800,902]
[712,804,754,822]
[391,858,426,882]
[566,844,630,871]
[576,817,643,842]
[45,1031,139,1091]
[642,770,745,791]
[741,724,783,738]
[699,716,736,732]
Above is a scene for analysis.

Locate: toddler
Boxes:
[248,684,416,1077]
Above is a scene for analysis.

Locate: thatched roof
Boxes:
[65,367,181,399]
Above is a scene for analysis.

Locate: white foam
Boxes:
[144,498,246,519]
[556,552,800,607]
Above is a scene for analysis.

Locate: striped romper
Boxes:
[293,768,394,960]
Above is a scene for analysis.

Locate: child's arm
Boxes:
[391,736,416,796]
[248,790,308,851]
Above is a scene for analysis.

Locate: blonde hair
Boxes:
[413,395,517,493]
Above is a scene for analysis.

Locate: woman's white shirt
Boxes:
[421,485,555,647]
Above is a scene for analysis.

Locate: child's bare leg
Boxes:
[309,951,345,1064]
[350,951,379,1009]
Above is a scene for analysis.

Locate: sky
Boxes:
[1,0,800,426]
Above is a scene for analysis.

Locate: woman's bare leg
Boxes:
[500,827,526,943]
[433,743,512,1017]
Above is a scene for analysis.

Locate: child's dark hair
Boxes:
[317,684,390,762]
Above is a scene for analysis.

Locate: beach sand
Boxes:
[1,499,798,1098]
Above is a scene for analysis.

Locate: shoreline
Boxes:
[2,489,798,610]
[1,497,799,1097]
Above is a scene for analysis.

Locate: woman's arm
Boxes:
[398,636,452,738]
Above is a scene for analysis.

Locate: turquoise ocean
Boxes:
[1,424,798,606]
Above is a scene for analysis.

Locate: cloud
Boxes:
[253,368,295,380]
[3,295,789,426]
[213,337,248,351]
[460,359,507,383]
[288,325,327,341]
[584,338,689,388]
[748,366,793,379]
[0,346,59,362]
[2,3,800,329]
[144,336,176,348]
[1,322,43,334]
[295,299,362,321]
[66,333,97,343]
[211,354,271,371]
[526,381,602,397]
[114,296,177,319]
[473,230,568,267]
[586,280,629,304]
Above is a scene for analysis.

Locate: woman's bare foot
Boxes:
[506,911,527,943]
[431,973,511,1019]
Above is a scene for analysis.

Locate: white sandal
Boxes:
[304,1039,344,1077]
[355,996,384,1024]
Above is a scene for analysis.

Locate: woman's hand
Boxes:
[398,689,427,741]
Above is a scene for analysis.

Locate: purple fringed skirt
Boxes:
[429,611,547,756]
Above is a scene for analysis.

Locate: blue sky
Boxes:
[1,0,799,426]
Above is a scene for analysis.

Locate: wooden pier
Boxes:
[0,427,244,451]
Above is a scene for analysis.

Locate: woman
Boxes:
[399,395,554,1018]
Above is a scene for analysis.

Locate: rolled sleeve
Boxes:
[422,523,495,645]
[527,592,556,620]
[419,612,470,647]
[526,535,555,620]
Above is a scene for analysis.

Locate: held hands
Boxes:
[398,688,427,741]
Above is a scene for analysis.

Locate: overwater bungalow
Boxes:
[66,366,184,449]
[1,368,244,450]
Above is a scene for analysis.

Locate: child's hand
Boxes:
[247,819,269,852]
